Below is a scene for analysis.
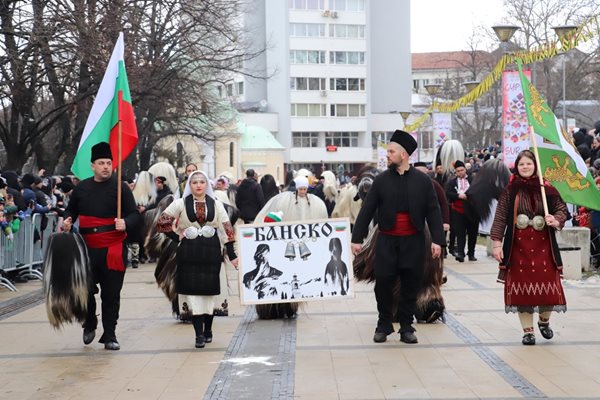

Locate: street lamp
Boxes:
[491,25,520,53]
[423,84,442,160]
[463,81,480,144]
[552,25,578,131]
[400,111,411,129]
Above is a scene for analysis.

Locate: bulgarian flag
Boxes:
[71,32,138,179]
[517,60,600,210]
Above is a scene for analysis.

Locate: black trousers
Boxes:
[83,246,126,340]
[451,210,478,257]
[374,233,425,334]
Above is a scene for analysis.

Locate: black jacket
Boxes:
[236,178,265,222]
[351,167,444,246]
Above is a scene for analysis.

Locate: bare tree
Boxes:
[0,0,266,174]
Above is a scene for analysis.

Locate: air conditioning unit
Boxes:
[321,9,330,17]
[319,90,327,97]
[330,11,338,18]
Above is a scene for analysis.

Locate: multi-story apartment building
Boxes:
[227,0,411,181]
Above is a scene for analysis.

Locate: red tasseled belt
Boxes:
[379,212,417,236]
[79,215,127,272]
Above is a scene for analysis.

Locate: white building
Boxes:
[225,0,411,180]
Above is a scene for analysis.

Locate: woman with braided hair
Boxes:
[491,150,568,345]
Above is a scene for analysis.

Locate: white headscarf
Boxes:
[294,176,309,189]
[183,170,215,200]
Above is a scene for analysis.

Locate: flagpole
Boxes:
[529,126,550,215]
[117,119,123,219]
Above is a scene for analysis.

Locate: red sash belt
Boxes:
[79,215,127,272]
[380,212,417,236]
[451,199,465,214]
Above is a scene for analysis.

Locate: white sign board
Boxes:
[237,218,354,305]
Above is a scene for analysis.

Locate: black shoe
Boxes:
[373,331,388,343]
[400,331,418,344]
[131,262,139,269]
[442,275,448,284]
[83,329,95,345]
[104,340,120,350]
[455,255,464,262]
[195,335,206,348]
[468,255,477,261]
[204,331,213,343]
[538,323,554,340]
[522,333,536,345]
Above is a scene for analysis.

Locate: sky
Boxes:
[411,0,507,53]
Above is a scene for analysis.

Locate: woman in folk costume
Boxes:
[252,175,328,319]
[490,150,568,345]
[156,170,238,348]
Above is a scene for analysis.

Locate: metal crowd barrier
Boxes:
[0,213,59,291]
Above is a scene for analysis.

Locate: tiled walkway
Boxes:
[2,246,600,399]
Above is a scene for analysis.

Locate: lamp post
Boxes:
[463,81,480,145]
[424,84,442,161]
[552,25,578,131]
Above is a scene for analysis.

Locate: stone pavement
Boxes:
[2,246,600,400]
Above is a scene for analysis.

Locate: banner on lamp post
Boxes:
[502,69,531,169]
[433,113,452,150]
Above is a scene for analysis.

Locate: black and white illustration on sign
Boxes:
[237,218,354,305]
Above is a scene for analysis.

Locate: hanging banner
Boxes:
[377,141,387,170]
[502,69,531,169]
[237,218,354,305]
[433,113,452,150]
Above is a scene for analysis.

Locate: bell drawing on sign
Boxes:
[285,242,296,261]
[298,241,311,261]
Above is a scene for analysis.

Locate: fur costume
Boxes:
[331,184,361,225]
[353,224,445,323]
[435,140,465,182]
[466,158,511,222]
[321,170,338,203]
[43,232,92,328]
[132,171,157,207]
[148,162,180,198]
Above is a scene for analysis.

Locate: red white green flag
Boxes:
[517,60,600,210]
[71,32,138,179]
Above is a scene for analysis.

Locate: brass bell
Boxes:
[298,242,311,260]
[284,242,296,261]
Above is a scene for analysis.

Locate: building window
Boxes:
[290,50,326,64]
[290,23,326,37]
[229,142,234,167]
[290,77,326,90]
[291,103,327,117]
[329,51,365,65]
[217,86,223,97]
[325,132,360,147]
[292,132,320,147]
[289,0,324,10]
[331,0,365,11]
[226,83,234,96]
[330,78,365,91]
[236,82,244,95]
[330,104,366,117]
[371,131,393,149]
[329,24,365,38]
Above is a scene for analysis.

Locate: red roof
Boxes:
[412,51,493,70]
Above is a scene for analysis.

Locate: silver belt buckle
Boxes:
[183,227,200,240]
[516,214,529,229]
[200,225,216,238]
[531,215,546,231]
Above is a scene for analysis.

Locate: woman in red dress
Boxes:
[491,150,568,345]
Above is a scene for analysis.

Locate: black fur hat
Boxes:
[90,142,113,162]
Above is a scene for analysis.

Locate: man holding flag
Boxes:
[61,33,139,350]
